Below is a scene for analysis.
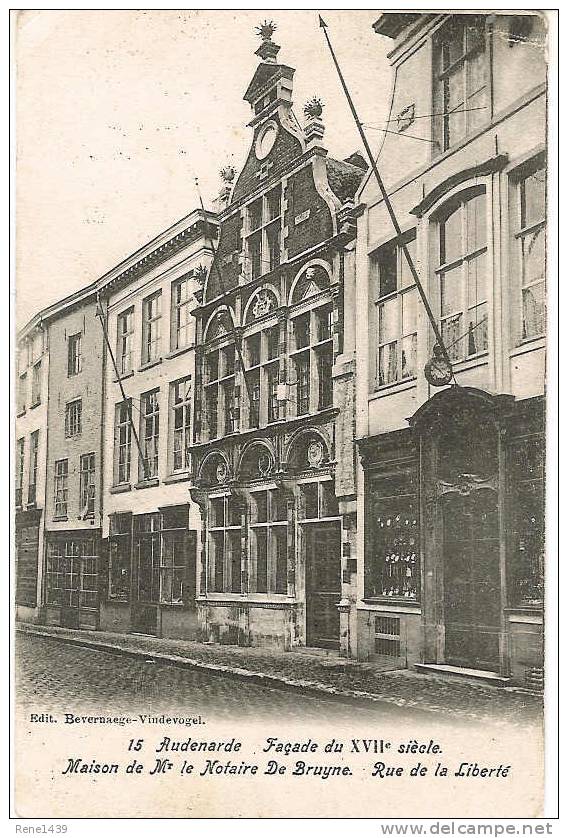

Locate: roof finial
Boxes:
[255,20,277,42]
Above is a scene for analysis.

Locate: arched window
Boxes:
[436,188,488,362]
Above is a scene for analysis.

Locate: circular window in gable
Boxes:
[255,121,278,160]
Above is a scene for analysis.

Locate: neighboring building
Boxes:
[42,287,105,629]
[99,209,217,639]
[15,319,50,623]
[189,26,366,653]
[354,12,546,686]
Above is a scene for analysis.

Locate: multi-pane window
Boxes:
[366,471,420,600]
[114,400,132,485]
[65,399,82,437]
[514,165,546,340]
[291,303,334,415]
[298,480,339,521]
[172,275,192,351]
[438,190,488,362]
[250,489,288,594]
[243,327,280,428]
[245,187,282,280]
[140,390,160,480]
[433,16,488,152]
[142,290,162,364]
[171,378,191,472]
[510,435,544,605]
[67,333,82,376]
[79,453,96,517]
[208,494,244,593]
[116,308,134,375]
[16,438,24,508]
[375,235,418,387]
[46,538,98,609]
[54,458,69,518]
[31,360,42,406]
[108,513,132,601]
[28,430,39,506]
[133,507,190,605]
[203,343,236,440]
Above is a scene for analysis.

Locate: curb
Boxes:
[16,624,540,722]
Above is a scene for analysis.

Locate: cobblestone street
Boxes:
[16,628,542,728]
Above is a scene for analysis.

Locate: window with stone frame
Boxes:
[114,400,132,485]
[28,430,39,505]
[437,189,488,362]
[171,275,192,351]
[67,332,82,376]
[65,398,82,437]
[171,377,192,472]
[17,372,27,414]
[208,494,244,594]
[242,321,280,430]
[244,186,282,280]
[290,301,334,416]
[108,513,131,602]
[433,15,489,153]
[31,360,42,406]
[509,434,544,605]
[511,161,546,341]
[116,307,134,375]
[203,340,236,441]
[79,453,96,517]
[140,390,160,480]
[298,479,339,521]
[53,458,69,518]
[374,233,418,388]
[250,489,288,594]
[142,290,162,364]
[365,470,420,600]
[16,438,24,508]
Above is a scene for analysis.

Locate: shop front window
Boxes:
[509,435,544,605]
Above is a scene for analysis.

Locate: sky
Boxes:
[15,10,392,329]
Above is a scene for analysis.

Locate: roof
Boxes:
[325,156,368,202]
[243,63,294,103]
[373,13,421,38]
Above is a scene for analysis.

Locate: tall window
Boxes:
[172,276,192,351]
[171,377,191,472]
[28,430,39,506]
[114,400,132,485]
[374,235,417,387]
[433,16,488,152]
[203,342,237,441]
[250,489,288,594]
[117,308,134,375]
[208,495,243,593]
[366,471,420,600]
[142,290,162,364]
[291,303,334,416]
[31,360,42,406]
[108,513,132,602]
[243,326,280,428]
[133,507,191,605]
[16,438,24,507]
[65,399,82,437]
[54,458,69,518]
[140,390,160,480]
[17,373,27,414]
[514,165,546,340]
[437,190,488,362]
[80,453,96,517]
[510,434,544,605]
[68,333,82,376]
[245,186,282,280]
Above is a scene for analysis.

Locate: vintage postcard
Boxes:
[11,8,556,822]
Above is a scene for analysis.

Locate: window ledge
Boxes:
[510,336,546,359]
[163,472,191,485]
[29,401,41,410]
[166,344,193,361]
[113,370,134,383]
[110,483,131,494]
[134,478,160,490]
[64,433,82,440]
[370,378,417,400]
[16,409,26,418]
[52,516,68,522]
[362,597,421,607]
[138,358,162,373]
[452,352,489,374]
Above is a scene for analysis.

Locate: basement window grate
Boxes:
[374,616,401,657]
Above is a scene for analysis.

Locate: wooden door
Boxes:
[305,522,341,649]
[443,489,501,670]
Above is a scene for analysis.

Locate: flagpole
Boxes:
[318,14,455,375]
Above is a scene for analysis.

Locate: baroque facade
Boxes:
[188,28,366,652]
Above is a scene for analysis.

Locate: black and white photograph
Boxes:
[10,8,557,823]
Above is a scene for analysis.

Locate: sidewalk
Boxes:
[16,621,542,727]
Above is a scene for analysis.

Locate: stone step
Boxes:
[414,663,511,687]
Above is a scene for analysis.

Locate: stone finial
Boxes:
[255,20,277,41]
[193,264,208,287]
[219,164,236,183]
[303,97,325,146]
[304,96,324,121]
[254,20,280,63]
